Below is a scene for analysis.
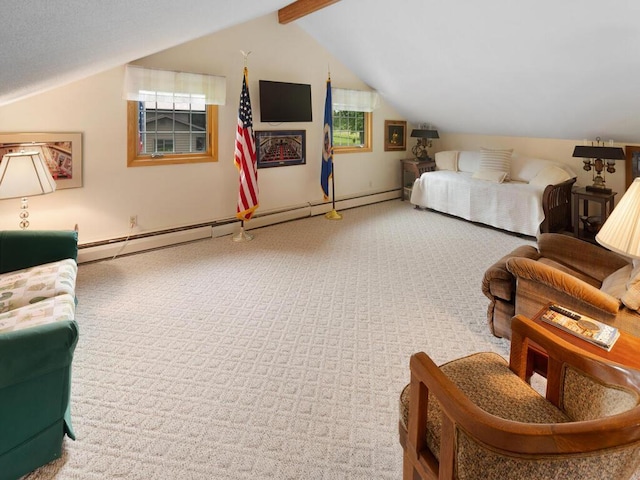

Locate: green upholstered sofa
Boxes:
[0,230,79,480]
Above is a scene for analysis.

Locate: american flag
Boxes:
[234,68,258,221]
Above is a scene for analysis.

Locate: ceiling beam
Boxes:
[278,0,341,24]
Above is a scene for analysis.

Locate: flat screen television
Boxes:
[259,80,312,122]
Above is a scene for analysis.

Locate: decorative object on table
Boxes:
[0,151,56,229]
[572,137,625,193]
[579,215,602,234]
[384,120,406,151]
[0,132,82,189]
[596,176,640,259]
[541,304,620,351]
[409,124,439,160]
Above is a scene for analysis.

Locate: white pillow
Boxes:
[600,264,633,301]
[529,165,572,187]
[435,151,459,171]
[479,148,513,181]
[472,169,507,183]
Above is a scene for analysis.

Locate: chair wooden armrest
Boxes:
[400,315,640,479]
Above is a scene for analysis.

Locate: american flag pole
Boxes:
[233,53,258,242]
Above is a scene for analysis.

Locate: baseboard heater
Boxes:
[78,189,400,263]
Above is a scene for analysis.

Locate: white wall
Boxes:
[0,14,407,244]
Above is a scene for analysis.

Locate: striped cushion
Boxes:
[479,147,513,180]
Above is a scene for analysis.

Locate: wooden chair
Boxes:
[398,315,640,479]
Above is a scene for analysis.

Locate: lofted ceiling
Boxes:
[3,1,640,143]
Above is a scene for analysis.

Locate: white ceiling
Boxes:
[3,1,640,143]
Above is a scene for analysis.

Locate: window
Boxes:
[331,88,379,154]
[127,101,218,167]
[124,65,225,167]
[332,110,372,153]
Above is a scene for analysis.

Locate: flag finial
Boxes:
[241,50,252,68]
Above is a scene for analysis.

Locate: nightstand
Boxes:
[400,158,436,201]
[572,187,617,243]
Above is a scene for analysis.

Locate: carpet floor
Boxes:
[25,200,535,479]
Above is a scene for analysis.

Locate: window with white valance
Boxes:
[124,65,224,167]
[331,88,379,153]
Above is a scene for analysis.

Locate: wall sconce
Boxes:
[410,124,439,160]
[572,137,625,193]
[0,151,56,229]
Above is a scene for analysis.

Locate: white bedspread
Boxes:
[410,171,546,237]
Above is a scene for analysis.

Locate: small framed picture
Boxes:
[384,120,406,151]
[255,130,306,168]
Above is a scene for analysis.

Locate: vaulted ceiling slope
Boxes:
[0,0,291,106]
[3,1,640,143]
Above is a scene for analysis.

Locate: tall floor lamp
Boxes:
[596,177,640,259]
[0,151,56,229]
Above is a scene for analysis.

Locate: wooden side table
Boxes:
[519,306,640,381]
[572,187,617,242]
[400,158,436,201]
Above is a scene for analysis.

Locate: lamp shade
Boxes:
[572,145,625,160]
[0,151,56,199]
[410,129,439,139]
[596,177,640,259]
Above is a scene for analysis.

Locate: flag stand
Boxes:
[325,167,342,220]
[233,221,254,242]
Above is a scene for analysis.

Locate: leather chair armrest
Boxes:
[506,257,620,314]
[537,233,629,282]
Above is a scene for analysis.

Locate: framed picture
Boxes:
[255,130,306,168]
[0,132,83,189]
[625,145,640,190]
[384,120,406,151]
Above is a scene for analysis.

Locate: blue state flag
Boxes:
[320,78,333,200]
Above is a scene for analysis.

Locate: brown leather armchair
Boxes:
[482,233,640,339]
[398,315,640,480]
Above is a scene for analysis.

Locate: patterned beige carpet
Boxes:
[25,200,535,479]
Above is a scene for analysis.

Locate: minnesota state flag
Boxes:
[320,77,333,200]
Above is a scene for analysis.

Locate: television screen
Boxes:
[259,80,312,123]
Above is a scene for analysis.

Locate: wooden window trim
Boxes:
[333,111,372,154]
[127,101,218,167]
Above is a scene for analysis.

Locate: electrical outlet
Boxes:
[129,215,138,228]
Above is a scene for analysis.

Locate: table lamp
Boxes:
[0,150,56,229]
[410,125,439,160]
[572,138,625,194]
[596,177,640,259]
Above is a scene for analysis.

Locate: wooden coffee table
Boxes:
[522,306,640,379]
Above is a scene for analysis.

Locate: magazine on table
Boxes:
[541,304,620,351]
